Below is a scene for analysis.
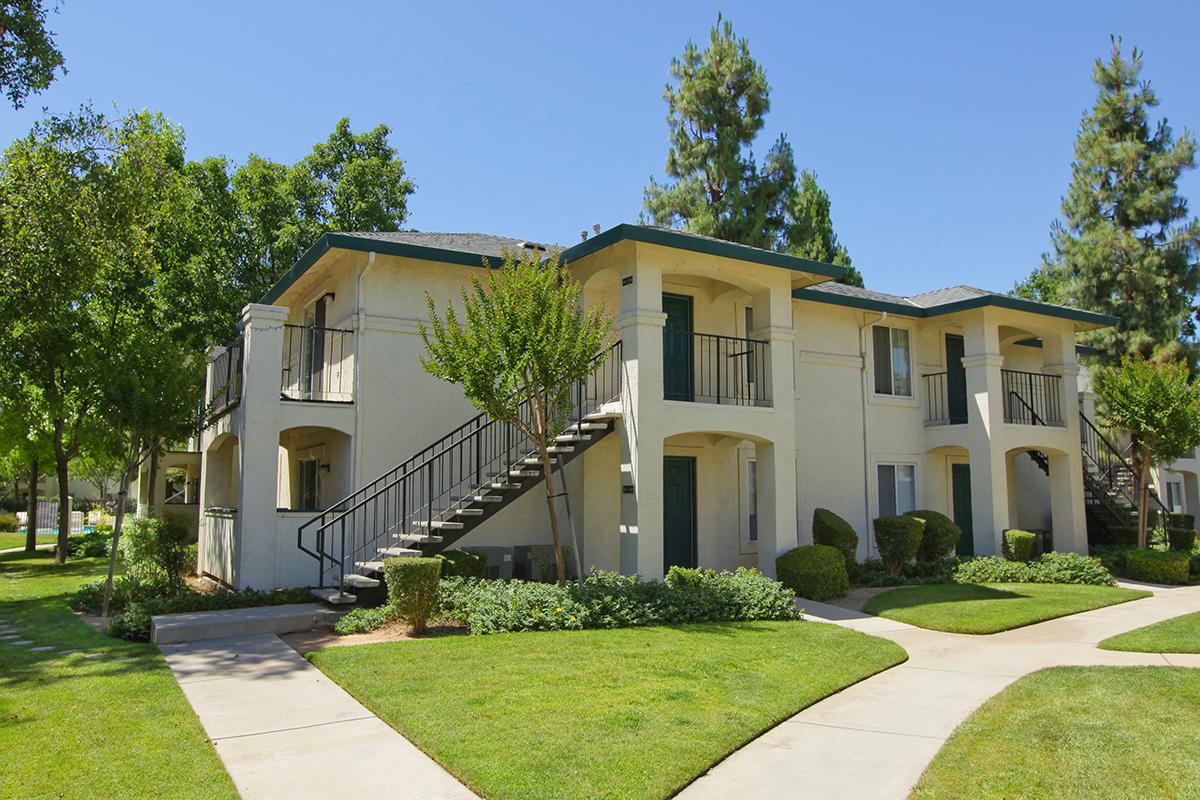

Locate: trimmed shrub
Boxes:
[874,515,924,574]
[905,509,960,562]
[384,557,442,634]
[437,568,798,635]
[0,512,17,532]
[1003,530,1037,562]
[1168,513,1195,530]
[184,543,199,576]
[120,516,190,592]
[1167,527,1196,552]
[434,549,487,578]
[107,586,314,641]
[775,544,848,601]
[953,552,1116,586]
[70,574,173,614]
[66,526,114,558]
[1034,552,1116,586]
[812,508,858,571]
[1125,550,1191,585]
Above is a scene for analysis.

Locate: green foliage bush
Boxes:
[333,605,395,635]
[1003,530,1037,562]
[434,549,487,578]
[384,558,442,634]
[120,516,190,592]
[1125,549,1191,585]
[906,509,960,562]
[66,525,114,558]
[953,552,1116,586]
[811,508,858,571]
[0,512,18,532]
[1108,526,1139,548]
[1167,527,1196,552]
[183,542,198,576]
[436,567,798,635]
[108,586,314,641]
[874,515,924,574]
[70,573,173,614]
[851,557,958,588]
[775,544,848,601]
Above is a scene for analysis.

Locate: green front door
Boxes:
[662,293,694,401]
[946,334,967,424]
[951,462,974,556]
[663,456,697,571]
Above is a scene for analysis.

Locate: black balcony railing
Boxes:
[206,336,243,419]
[922,371,969,426]
[663,331,770,407]
[281,324,354,403]
[1002,370,1063,425]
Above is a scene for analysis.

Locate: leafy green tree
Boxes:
[0,1,65,109]
[1017,38,1200,364]
[420,252,611,585]
[643,16,856,282]
[785,171,863,286]
[1095,356,1200,548]
[0,384,53,550]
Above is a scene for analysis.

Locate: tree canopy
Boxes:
[643,15,861,286]
[1016,38,1200,365]
[0,1,65,109]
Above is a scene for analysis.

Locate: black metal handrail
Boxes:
[206,336,243,419]
[663,331,769,407]
[1001,370,1063,425]
[281,323,354,403]
[1079,411,1170,524]
[297,341,623,588]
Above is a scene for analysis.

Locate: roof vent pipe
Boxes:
[580,230,588,242]
[592,224,601,236]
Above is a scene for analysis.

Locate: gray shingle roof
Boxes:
[802,282,920,308]
[339,231,560,259]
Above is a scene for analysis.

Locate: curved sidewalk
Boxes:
[678,582,1200,800]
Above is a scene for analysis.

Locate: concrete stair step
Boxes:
[458,494,502,503]
[355,561,386,573]
[483,481,521,490]
[376,547,422,558]
[508,469,540,478]
[521,457,545,466]
[341,575,380,590]
[546,446,575,454]
[446,507,484,516]
[413,520,465,530]
[554,434,592,443]
[573,422,609,431]
[393,533,444,543]
[152,602,341,643]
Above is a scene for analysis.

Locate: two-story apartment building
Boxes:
[195,224,1119,598]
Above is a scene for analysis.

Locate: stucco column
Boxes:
[963,311,1008,555]
[750,284,800,560]
[1044,334,1088,552]
[616,254,667,578]
[235,303,287,589]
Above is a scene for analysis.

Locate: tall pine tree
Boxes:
[643,16,860,284]
[1018,37,1199,364]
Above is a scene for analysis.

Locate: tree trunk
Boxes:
[146,442,160,515]
[539,445,567,585]
[1137,460,1150,550]
[54,450,70,564]
[101,466,132,617]
[24,457,38,552]
[552,456,586,589]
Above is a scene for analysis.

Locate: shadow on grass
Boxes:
[865,584,1029,615]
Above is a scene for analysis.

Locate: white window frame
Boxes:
[877,462,917,517]
[872,325,913,398]
[1164,478,1184,514]
[739,452,759,554]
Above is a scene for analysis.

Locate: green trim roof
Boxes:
[259,224,846,304]
[793,282,1118,329]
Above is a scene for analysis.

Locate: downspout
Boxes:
[859,311,887,559]
[352,251,377,493]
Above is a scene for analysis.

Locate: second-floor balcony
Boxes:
[281,323,355,403]
[922,368,1063,427]
[663,330,770,407]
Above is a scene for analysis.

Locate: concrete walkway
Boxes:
[678,581,1200,800]
[160,633,477,800]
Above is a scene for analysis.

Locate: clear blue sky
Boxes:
[3,1,1197,296]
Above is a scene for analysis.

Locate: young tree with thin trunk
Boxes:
[1095,356,1200,548]
[420,251,611,585]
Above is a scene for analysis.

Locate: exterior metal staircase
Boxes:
[299,342,622,603]
[1013,389,1167,543]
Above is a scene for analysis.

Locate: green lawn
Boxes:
[1099,610,1200,653]
[863,583,1150,634]
[310,621,907,800]
[0,532,54,550]
[910,666,1200,799]
[0,551,238,799]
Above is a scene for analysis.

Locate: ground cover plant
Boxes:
[910,666,1200,800]
[311,620,906,800]
[862,583,1149,634]
[0,551,238,798]
[1098,610,1200,653]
